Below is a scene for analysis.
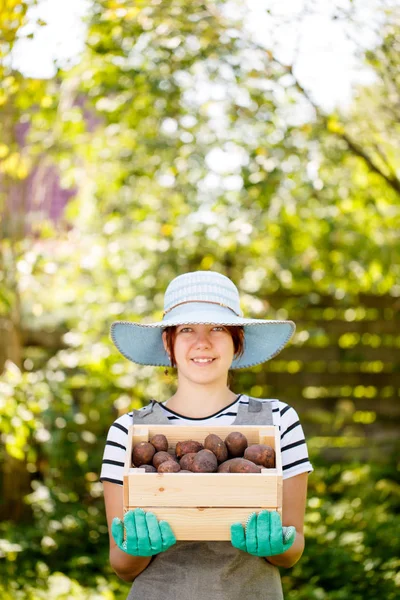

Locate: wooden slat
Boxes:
[295,320,396,335]
[264,292,399,309]
[129,507,281,541]
[124,427,134,471]
[127,469,278,507]
[131,427,150,446]
[259,372,400,386]
[299,401,400,419]
[123,474,129,510]
[280,346,400,362]
[123,433,134,514]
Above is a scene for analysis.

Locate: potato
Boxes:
[132,441,156,466]
[150,434,169,453]
[244,444,276,468]
[191,449,218,473]
[228,458,262,473]
[204,433,228,463]
[224,432,248,458]
[136,464,157,473]
[157,460,181,473]
[179,452,197,471]
[153,451,175,469]
[175,440,203,458]
[217,458,244,473]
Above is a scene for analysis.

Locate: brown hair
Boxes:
[163,325,245,368]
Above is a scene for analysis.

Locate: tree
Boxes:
[31,0,399,300]
[0,0,53,520]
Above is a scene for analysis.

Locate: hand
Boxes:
[112,508,176,557]
[231,510,296,557]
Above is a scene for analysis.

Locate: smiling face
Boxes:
[162,324,235,387]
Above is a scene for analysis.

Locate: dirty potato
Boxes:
[132,441,156,466]
[157,460,181,473]
[150,434,169,453]
[204,433,228,463]
[228,458,262,473]
[191,449,218,473]
[217,458,244,473]
[224,432,248,458]
[244,444,276,468]
[175,440,204,459]
[153,451,175,469]
[136,464,157,473]
[179,452,198,471]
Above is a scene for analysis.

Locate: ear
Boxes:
[161,330,169,354]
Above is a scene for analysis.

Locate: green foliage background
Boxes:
[0,1,399,598]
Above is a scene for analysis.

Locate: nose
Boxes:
[194,330,211,348]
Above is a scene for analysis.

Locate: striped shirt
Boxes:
[100,395,313,485]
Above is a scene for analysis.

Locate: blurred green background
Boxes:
[1,0,399,598]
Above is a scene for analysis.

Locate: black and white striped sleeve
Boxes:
[100,414,131,485]
[279,403,313,480]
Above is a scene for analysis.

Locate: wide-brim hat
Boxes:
[111,271,295,369]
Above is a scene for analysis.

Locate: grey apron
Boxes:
[127,398,284,600]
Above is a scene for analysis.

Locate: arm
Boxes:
[103,481,151,582]
[266,471,308,568]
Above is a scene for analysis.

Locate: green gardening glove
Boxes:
[231,510,296,557]
[112,508,176,557]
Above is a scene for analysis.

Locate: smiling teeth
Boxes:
[193,358,213,363]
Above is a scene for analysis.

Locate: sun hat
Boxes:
[110,271,295,369]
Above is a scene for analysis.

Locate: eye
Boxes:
[213,326,226,332]
[178,326,192,333]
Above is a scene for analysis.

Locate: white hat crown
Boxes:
[163,271,243,318]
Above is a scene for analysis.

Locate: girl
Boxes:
[100,270,313,600]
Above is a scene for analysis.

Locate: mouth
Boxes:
[191,358,216,365]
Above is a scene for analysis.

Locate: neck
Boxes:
[166,379,237,419]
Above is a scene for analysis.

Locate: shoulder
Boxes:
[277,401,300,422]
[239,395,297,417]
[106,411,133,437]
[272,401,303,434]
[240,396,301,430]
[106,402,157,434]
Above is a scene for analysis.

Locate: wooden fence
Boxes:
[235,292,400,463]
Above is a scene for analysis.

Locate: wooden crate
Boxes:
[123,425,282,541]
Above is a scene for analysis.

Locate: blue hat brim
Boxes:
[110,314,295,370]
